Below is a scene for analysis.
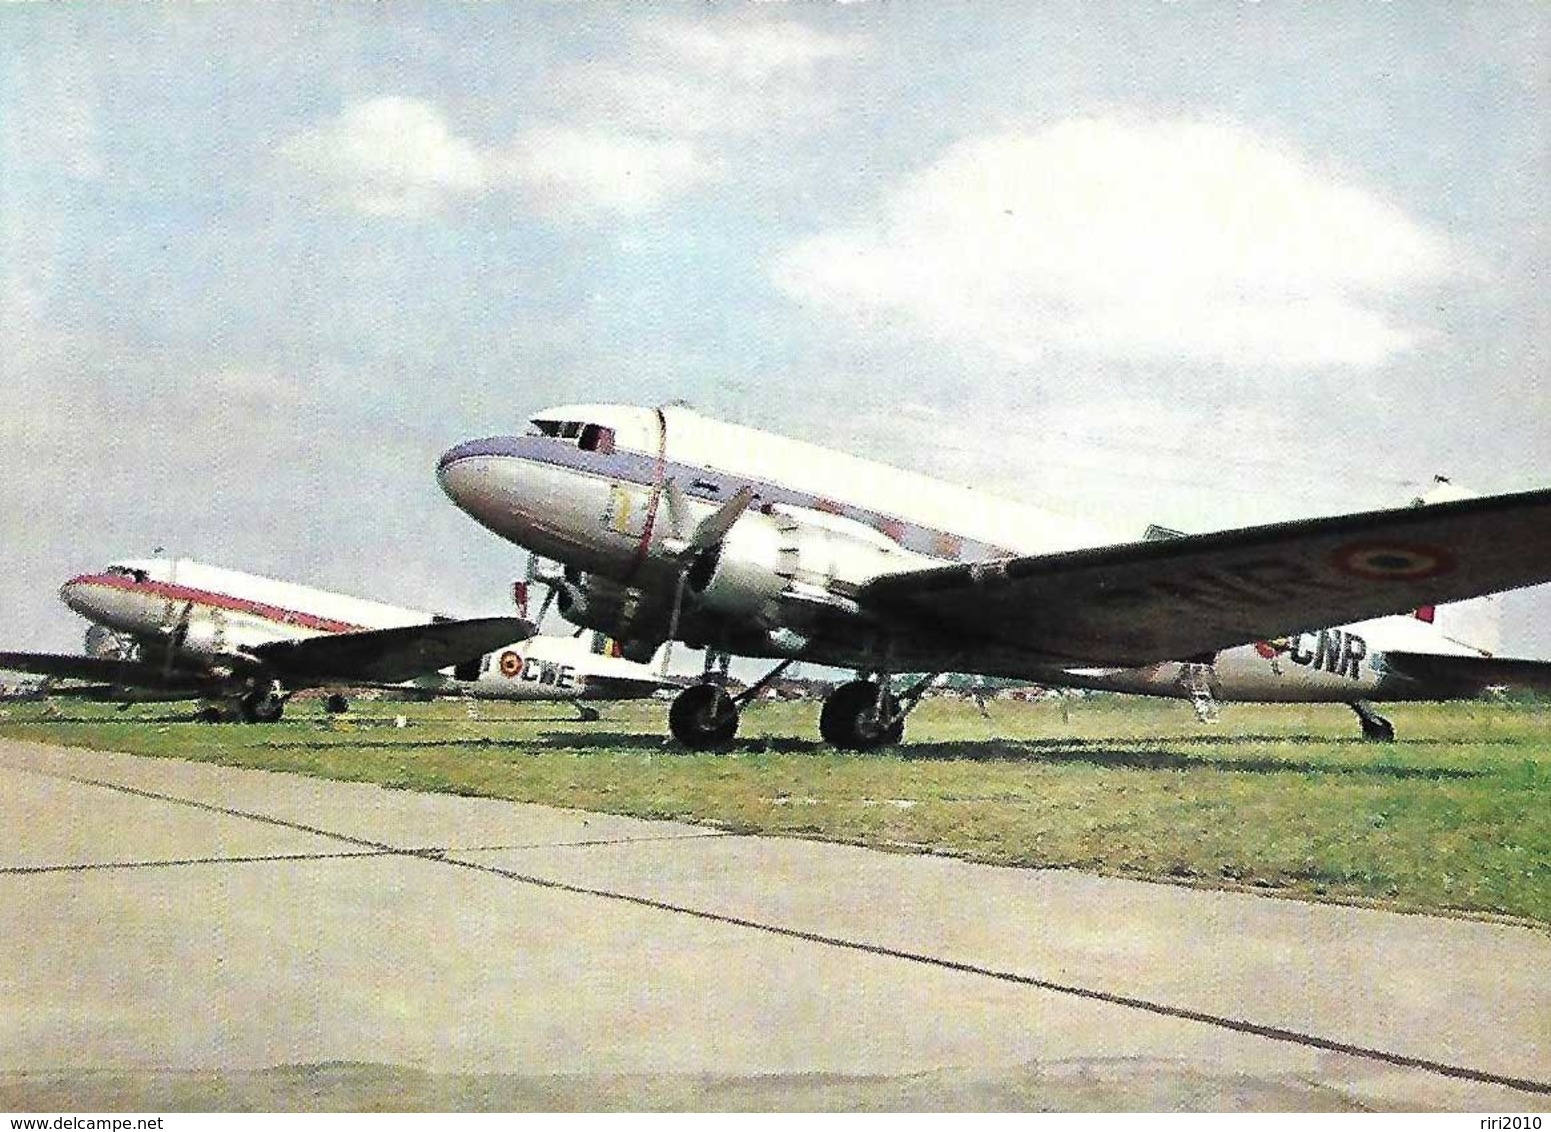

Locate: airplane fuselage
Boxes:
[62,560,426,662]
[52,558,662,709]
[438,404,1493,708]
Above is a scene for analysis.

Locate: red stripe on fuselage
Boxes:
[68,573,373,635]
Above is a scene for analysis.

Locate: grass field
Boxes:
[2,693,1547,925]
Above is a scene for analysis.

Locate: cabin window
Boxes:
[579,424,615,453]
[530,420,562,437]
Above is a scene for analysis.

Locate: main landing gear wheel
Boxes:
[324,694,349,715]
[1350,700,1395,742]
[820,680,904,751]
[239,689,285,723]
[668,683,739,749]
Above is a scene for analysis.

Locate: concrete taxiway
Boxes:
[0,736,1546,1111]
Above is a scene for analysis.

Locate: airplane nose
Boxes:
[437,435,561,552]
[436,437,527,528]
[58,575,92,615]
[436,440,489,507]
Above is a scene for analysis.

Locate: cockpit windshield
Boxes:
[528,419,615,453]
[104,565,150,583]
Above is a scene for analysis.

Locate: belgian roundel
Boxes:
[498,650,522,678]
[1330,542,1457,582]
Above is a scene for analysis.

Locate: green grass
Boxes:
[2,694,1548,924]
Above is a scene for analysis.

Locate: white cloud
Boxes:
[276,96,487,217]
[505,128,709,217]
[547,19,864,144]
[640,19,863,83]
[772,117,1456,368]
[276,98,708,218]
[276,21,863,221]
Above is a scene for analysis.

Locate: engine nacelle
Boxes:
[556,573,673,644]
[84,624,136,660]
[687,506,926,627]
[174,618,231,660]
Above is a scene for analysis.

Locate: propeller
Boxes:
[162,601,194,680]
[658,481,757,675]
[524,551,567,631]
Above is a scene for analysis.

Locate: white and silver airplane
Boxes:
[437,404,1551,749]
[0,558,670,721]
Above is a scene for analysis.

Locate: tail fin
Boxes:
[1410,478,1503,656]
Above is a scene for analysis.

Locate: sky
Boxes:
[2,1,1548,662]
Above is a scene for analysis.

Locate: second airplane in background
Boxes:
[0,558,672,721]
[438,404,1551,748]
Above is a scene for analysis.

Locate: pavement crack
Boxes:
[0,849,397,875]
[25,762,1551,1100]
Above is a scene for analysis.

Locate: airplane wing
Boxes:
[859,488,1551,666]
[248,616,534,684]
[0,651,214,691]
[1381,651,1551,697]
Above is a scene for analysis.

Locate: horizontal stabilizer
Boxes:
[250,616,534,684]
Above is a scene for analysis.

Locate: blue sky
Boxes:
[2,2,1548,658]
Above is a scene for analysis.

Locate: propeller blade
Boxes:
[534,585,558,631]
[163,601,193,679]
[688,485,755,553]
[663,477,692,543]
[660,568,691,676]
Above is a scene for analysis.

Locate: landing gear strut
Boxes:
[666,653,797,750]
[1350,700,1395,742]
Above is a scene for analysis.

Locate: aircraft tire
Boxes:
[239,690,285,724]
[324,694,349,714]
[668,683,739,749]
[1360,716,1395,742]
[819,680,904,751]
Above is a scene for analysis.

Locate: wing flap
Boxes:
[860,488,1551,665]
[1383,651,1551,697]
[249,616,534,684]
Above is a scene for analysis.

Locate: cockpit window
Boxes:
[529,418,615,453]
[579,424,615,453]
[105,566,149,583]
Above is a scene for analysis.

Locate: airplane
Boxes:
[0,557,668,722]
[437,404,1551,749]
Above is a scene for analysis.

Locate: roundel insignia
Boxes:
[1330,541,1457,582]
[498,650,522,678]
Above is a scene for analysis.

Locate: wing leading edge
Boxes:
[0,652,216,691]
[250,615,534,684]
[859,488,1551,666]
